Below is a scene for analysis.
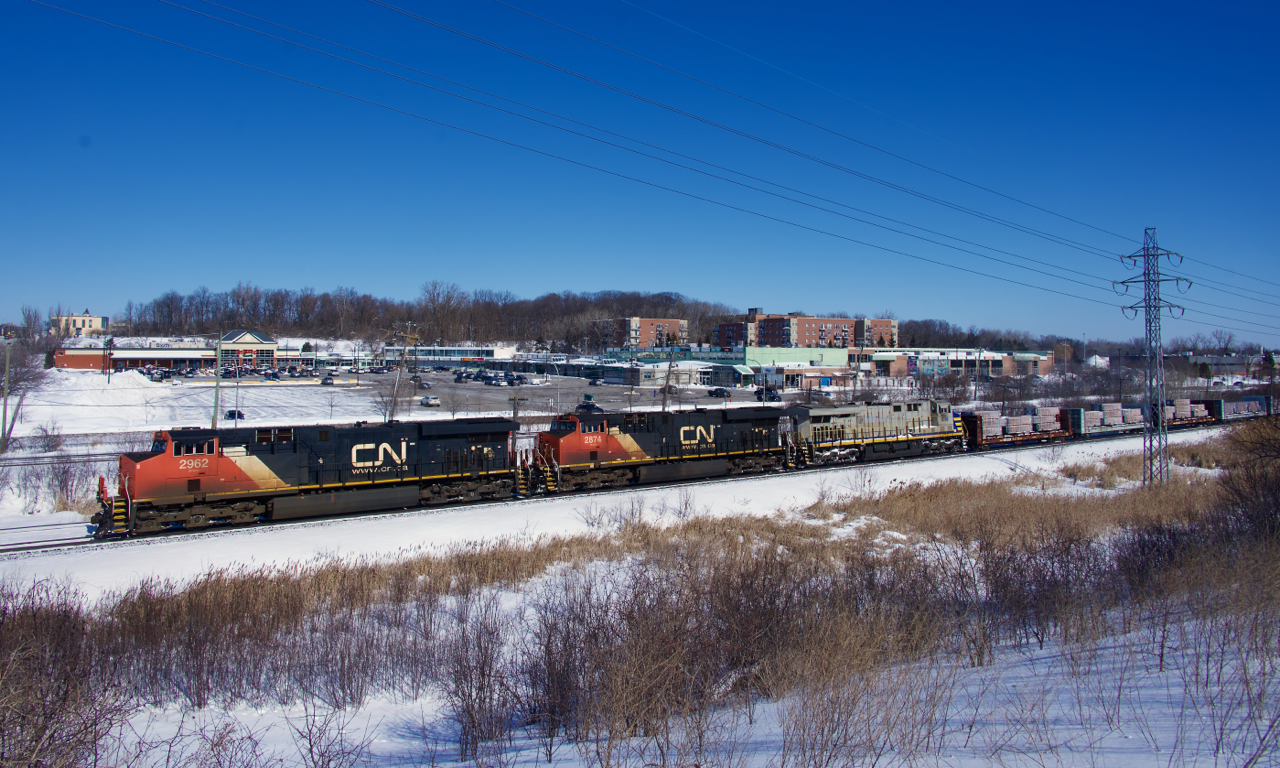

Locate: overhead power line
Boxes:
[26,1,1280,342]
[490,0,1140,246]
[527,0,1280,304]
[374,0,1280,303]
[167,0,1117,293]
[26,0,1126,311]
[361,0,1126,260]
[178,0,1280,329]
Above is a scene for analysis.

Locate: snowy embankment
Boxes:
[3,420,1266,767]
[0,428,1219,599]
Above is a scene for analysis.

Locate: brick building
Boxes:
[608,317,688,348]
[713,309,898,349]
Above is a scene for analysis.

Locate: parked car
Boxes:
[757,391,782,403]
[588,379,603,386]
[410,375,422,382]
[418,381,431,389]
[420,395,441,407]
[321,376,335,386]
[661,384,679,395]
[708,387,730,398]
[488,379,507,386]
[575,402,604,414]
[225,410,245,420]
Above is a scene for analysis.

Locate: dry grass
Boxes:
[824,473,1217,546]
[5,425,1280,765]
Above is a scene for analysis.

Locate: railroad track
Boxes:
[0,425,1225,557]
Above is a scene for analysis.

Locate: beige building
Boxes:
[51,309,109,336]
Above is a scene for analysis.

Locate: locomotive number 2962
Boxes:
[178,458,209,470]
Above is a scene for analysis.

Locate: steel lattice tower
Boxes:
[1116,228,1188,485]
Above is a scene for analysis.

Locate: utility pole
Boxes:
[211,333,222,429]
[1115,228,1190,485]
[660,347,677,412]
[391,321,421,421]
[509,395,527,421]
[2,342,10,453]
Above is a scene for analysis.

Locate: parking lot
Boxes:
[406,370,752,416]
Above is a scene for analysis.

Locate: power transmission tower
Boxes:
[1114,228,1190,485]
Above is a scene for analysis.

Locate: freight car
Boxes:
[94,417,519,536]
[94,394,1275,538]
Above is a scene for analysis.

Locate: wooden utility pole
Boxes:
[509,395,528,421]
[212,333,223,429]
[390,321,421,421]
[660,347,677,412]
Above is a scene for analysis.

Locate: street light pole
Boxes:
[212,333,222,429]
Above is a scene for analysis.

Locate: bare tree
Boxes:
[2,343,49,454]
[372,377,415,422]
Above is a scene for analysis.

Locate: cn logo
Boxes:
[678,425,717,446]
[352,440,408,468]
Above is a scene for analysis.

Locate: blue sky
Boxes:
[3,0,1278,344]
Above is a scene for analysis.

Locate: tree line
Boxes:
[107,282,738,353]
[14,283,1264,358]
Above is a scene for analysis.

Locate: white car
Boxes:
[420,396,441,407]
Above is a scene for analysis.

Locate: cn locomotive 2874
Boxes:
[93,396,1261,538]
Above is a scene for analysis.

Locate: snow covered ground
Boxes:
[0,427,1220,599]
[8,369,411,436]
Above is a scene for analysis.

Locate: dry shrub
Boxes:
[1170,436,1234,469]
[0,580,135,767]
[1059,462,1098,484]
[9,425,1280,764]
[830,474,1216,544]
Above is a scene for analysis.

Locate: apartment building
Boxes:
[609,317,689,348]
[713,308,898,349]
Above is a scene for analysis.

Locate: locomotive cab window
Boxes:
[174,441,215,456]
[255,429,273,444]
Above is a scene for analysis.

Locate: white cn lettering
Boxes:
[679,425,717,446]
[352,443,376,468]
[353,442,407,468]
[377,442,406,466]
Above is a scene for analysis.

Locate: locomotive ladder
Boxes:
[107,497,129,536]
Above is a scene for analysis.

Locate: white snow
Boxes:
[0,428,1221,600]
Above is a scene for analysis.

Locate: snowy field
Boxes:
[5,368,1267,767]
[9,369,421,435]
[0,427,1219,598]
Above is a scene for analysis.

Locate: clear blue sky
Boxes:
[3,0,1278,344]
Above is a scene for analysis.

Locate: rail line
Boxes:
[0,424,1225,557]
